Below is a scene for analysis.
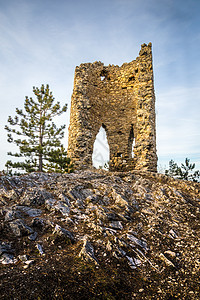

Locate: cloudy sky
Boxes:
[0,0,200,171]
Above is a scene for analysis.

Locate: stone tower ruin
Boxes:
[68,43,157,172]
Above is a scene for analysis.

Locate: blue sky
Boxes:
[0,0,200,171]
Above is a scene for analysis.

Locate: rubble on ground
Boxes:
[0,170,199,299]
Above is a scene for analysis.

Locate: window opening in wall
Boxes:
[117,153,122,157]
[128,75,135,82]
[117,130,123,135]
[100,69,110,81]
[92,125,109,170]
[128,124,135,158]
[132,139,135,158]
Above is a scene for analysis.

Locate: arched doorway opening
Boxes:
[92,125,109,169]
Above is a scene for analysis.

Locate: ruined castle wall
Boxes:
[68,43,157,172]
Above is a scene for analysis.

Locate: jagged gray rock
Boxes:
[20,188,52,206]
[0,242,13,256]
[36,243,44,255]
[0,170,199,299]
[0,253,17,264]
[52,224,74,243]
[79,237,99,264]
[9,219,33,237]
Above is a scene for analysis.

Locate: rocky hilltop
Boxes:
[0,170,199,299]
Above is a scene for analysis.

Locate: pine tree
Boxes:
[45,145,74,173]
[5,84,71,173]
[165,158,200,182]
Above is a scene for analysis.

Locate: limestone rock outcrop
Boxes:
[0,170,199,299]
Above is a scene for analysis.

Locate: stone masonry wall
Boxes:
[68,43,157,172]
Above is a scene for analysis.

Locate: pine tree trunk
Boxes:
[39,120,43,172]
[39,152,43,172]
